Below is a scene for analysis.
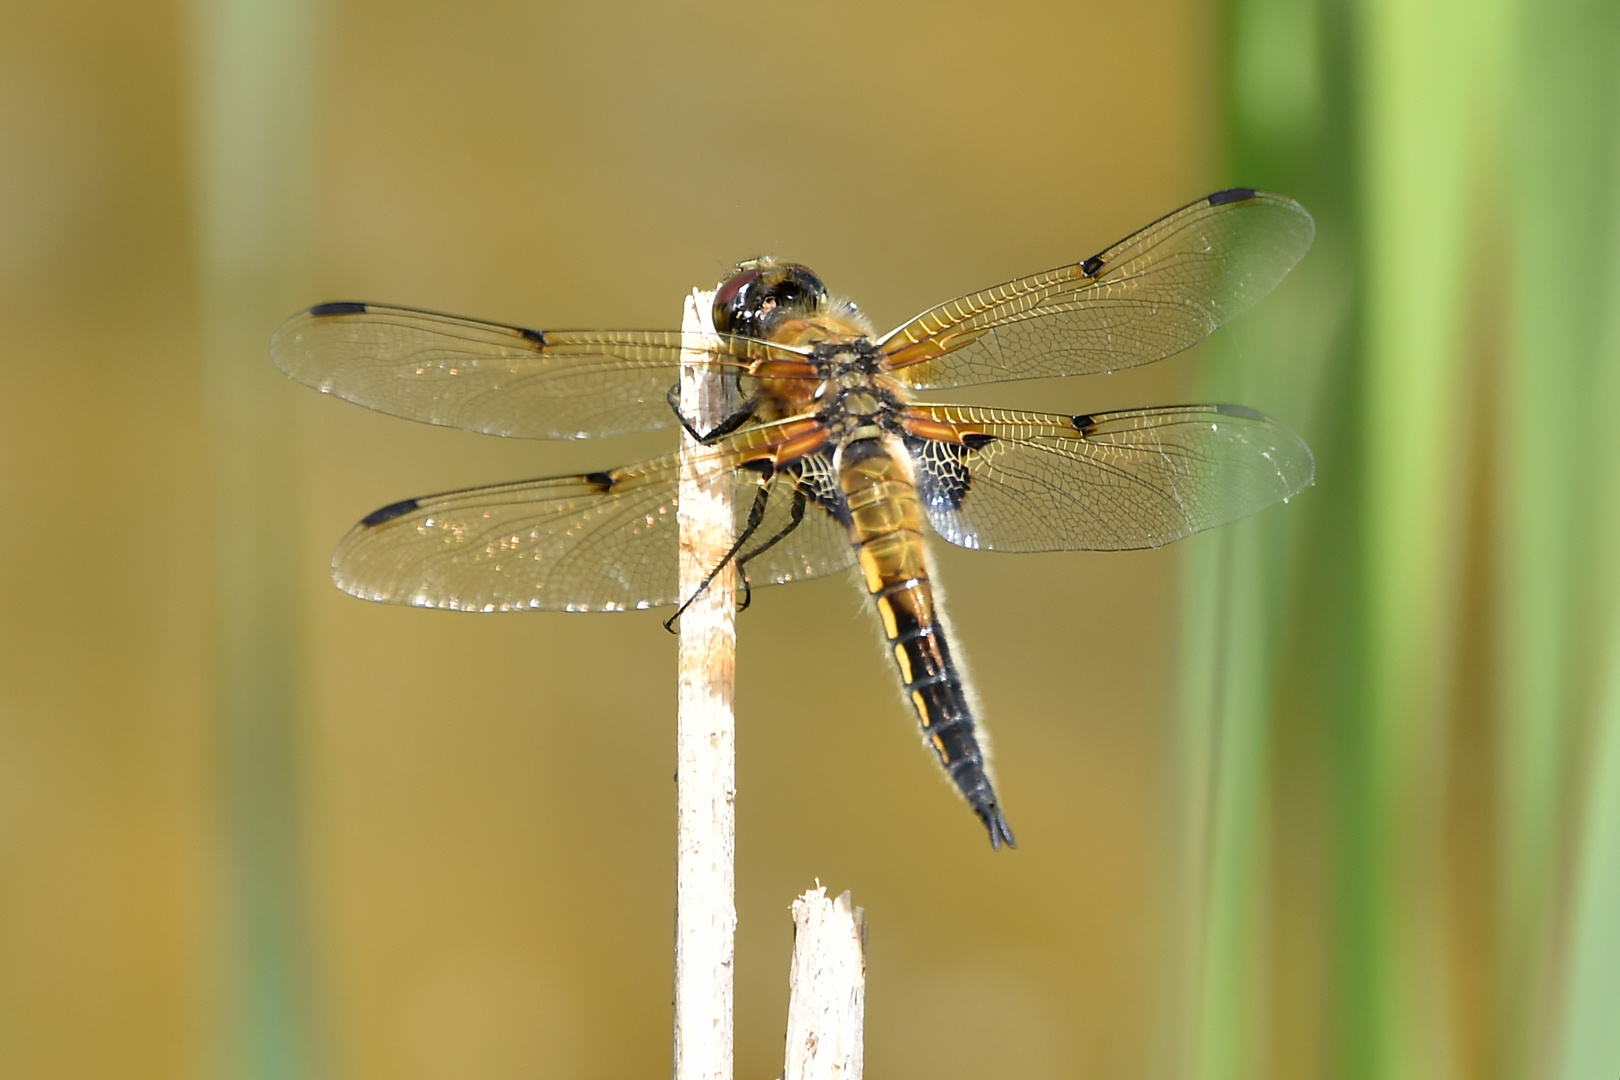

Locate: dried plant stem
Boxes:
[673,289,737,1080]
[784,887,867,1080]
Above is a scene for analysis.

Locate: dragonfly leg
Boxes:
[664,384,758,444]
[662,477,773,633]
[734,487,809,615]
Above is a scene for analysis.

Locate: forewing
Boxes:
[903,403,1314,551]
[332,442,854,612]
[879,190,1314,389]
[271,302,795,439]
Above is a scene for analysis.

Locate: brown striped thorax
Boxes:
[271,188,1319,848]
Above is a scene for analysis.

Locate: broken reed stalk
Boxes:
[784,888,867,1080]
[673,289,737,1080]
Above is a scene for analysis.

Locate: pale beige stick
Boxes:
[784,888,867,1080]
[673,289,737,1080]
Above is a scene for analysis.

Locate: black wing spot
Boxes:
[583,471,615,492]
[309,301,368,316]
[517,326,547,347]
[1208,187,1258,206]
[361,498,419,527]
[1215,402,1266,420]
[1071,413,1098,436]
[961,432,995,451]
[1080,255,1105,277]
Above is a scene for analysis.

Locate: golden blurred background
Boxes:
[2,0,1618,1078]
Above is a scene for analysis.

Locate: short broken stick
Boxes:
[784,888,867,1080]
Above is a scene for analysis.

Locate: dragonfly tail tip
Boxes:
[983,807,1017,850]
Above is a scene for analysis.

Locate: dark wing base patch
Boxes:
[907,436,978,513]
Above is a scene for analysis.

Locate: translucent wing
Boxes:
[332,433,855,612]
[878,190,1314,389]
[901,403,1314,551]
[271,301,804,439]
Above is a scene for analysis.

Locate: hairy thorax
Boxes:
[752,312,916,444]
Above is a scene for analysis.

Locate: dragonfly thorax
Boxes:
[811,337,884,377]
[839,389,884,417]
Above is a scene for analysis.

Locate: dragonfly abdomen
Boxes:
[836,437,1016,849]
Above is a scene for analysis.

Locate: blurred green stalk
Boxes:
[1558,625,1620,1077]
[1539,7,1620,1080]
[1511,1,1620,1076]
[1173,0,1361,1074]
[1184,0,1620,1076]
[1356,0,1510,1075]
[187,0,322,1076]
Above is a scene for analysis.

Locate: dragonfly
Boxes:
[271,188,1316,849]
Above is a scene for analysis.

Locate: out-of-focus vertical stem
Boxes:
[1185,0,1369,1076]
[1356,7,1466,1076]
[1538,10,1620,1078]
[1507,3,1620,1076]
[187,0,321,1076]
[1163,529,1219,1080]
[1178,525,1278,1080]
[1555,627,1620,1078]
[1356,0,1509,1077]
[1173,1,1351,1075]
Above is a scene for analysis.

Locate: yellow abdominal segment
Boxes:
[837,437,952,735]
[834,434,1011,847]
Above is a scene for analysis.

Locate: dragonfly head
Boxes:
[713,260,827,340]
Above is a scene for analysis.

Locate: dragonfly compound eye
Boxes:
[712,263,827,338]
